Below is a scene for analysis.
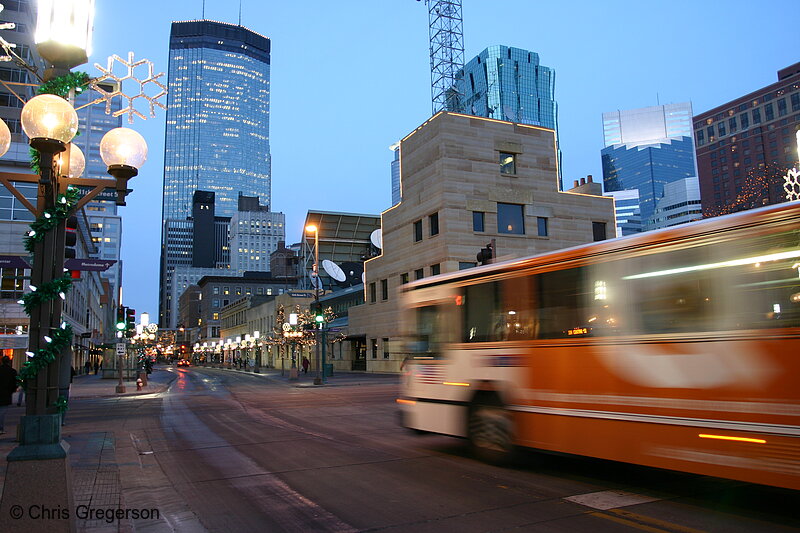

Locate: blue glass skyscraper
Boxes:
[601,103,697,228]
[453,45,557,130]
[159,20,271,327]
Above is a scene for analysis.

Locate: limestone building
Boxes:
[348,112,616,372]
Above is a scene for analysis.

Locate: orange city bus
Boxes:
[397,200,800,490]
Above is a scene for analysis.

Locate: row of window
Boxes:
[413,212,439,242]
[369,338,390,359]
[697,97,800,146]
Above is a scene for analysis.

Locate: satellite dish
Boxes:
[370,229,382,249]
[322,260,346,282]
[361,272,366,284]
[310,273,323,290]
[339,262,364,287]
[503,105,515,122]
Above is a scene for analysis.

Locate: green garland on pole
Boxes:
[23,186,80,253]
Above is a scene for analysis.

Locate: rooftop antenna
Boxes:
[238,0,242,25]
[202,0,205,19]
[419,0,465,115]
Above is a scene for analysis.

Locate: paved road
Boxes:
[2,366,799,532]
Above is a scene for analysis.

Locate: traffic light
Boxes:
[315,313,324,324]
[476,242,494,265]
[125,308,135,337]
[65,215,80,279]
[115,306,127,331]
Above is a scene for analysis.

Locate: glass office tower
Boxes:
[601,103,697,228]
[454,45,557,129]
[159,20,271,327]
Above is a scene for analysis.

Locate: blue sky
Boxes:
[88,0,799,321]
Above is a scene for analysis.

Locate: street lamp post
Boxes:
[253,330,261,373]
[306,224,324,385]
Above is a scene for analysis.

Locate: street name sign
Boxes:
[63,258,117,272]
[116,342,126,355]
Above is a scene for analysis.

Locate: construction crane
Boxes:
[419,0,465,115]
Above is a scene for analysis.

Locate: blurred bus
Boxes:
[397,201,800,490]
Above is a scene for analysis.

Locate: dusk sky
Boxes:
[87,0,799,322]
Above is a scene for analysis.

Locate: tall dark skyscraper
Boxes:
[159,20,272,327]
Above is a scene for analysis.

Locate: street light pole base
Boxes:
[313,377,322,385]
[289,368,298,380]
[116,385,126,394]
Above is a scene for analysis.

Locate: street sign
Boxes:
[74,185,120,202]
[0,255,31,269]
[115,342,126,355]
[80,332,92,338]
[64,258,117,272]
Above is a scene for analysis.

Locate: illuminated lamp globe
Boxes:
[21,94,78,144]
[100,127,147,206]
[100,127,147,169]
[0,119,10,158]
[62,143,85,178]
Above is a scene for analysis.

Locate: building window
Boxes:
[459,261,477,270]
[223,286,230,295]
[213,299,219,308]
[235,287,242,295]
[400,273,409,284]
[764,103,774,122]
[728,116,737,132]
[429,212,439,236]
[592,222,607,242]
[497,203,525,235]
[696,129,704,145]
[473,211,485,232]
[257,287,263,294]
[213,287,220,295]
[430,263,440,276]
[381,279,388,301]
[0,268,24,299]
[537,216,548,237]
[413,219,422,242]
[740,113,749,129]
[499,152,516,175]
[752,108,761,124]
[383,338,389,359]
[369,282,376,303]
[371,339,378,359]
[414,268,424,280]
[212,313,219,320]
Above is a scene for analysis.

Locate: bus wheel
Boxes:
[468,401,514,465]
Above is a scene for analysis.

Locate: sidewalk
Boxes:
[69,366,177,399]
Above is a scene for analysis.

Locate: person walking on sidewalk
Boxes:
[85,360,91,375]
[94,361,99,375]
[301,356,310,374]
[0,356,18,434]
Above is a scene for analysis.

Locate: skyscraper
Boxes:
[159,20,272,327]
[601,103,698,228]
[454,46,557,130]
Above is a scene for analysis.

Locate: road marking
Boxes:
[565,489,661,510]
[591,509,707,533]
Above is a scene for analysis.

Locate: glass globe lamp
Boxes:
[0,119,10,158]
[100,127,147,206]
[59,143,85,178]
[100,127,147,169]
[21,94,78,145]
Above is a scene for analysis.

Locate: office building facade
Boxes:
[605,189,642,237]
[649,177,702,230]
[229,194,285,274]
[601,103,698,228]
[693,62,800,216]
[159,20,272,327]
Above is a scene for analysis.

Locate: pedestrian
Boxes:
[301,356,309,374]
[16,386,24,407]
[94,361,99,375]
[84,360,91,375]
[0,356,18,435]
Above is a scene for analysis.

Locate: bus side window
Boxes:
[463,282,501,342]
[536,268,590,338]
[501,275,535,340]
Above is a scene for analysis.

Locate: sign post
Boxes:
[115,341,126,393]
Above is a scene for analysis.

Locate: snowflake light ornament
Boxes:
[89,51,167,123]
[784,167,800,202]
